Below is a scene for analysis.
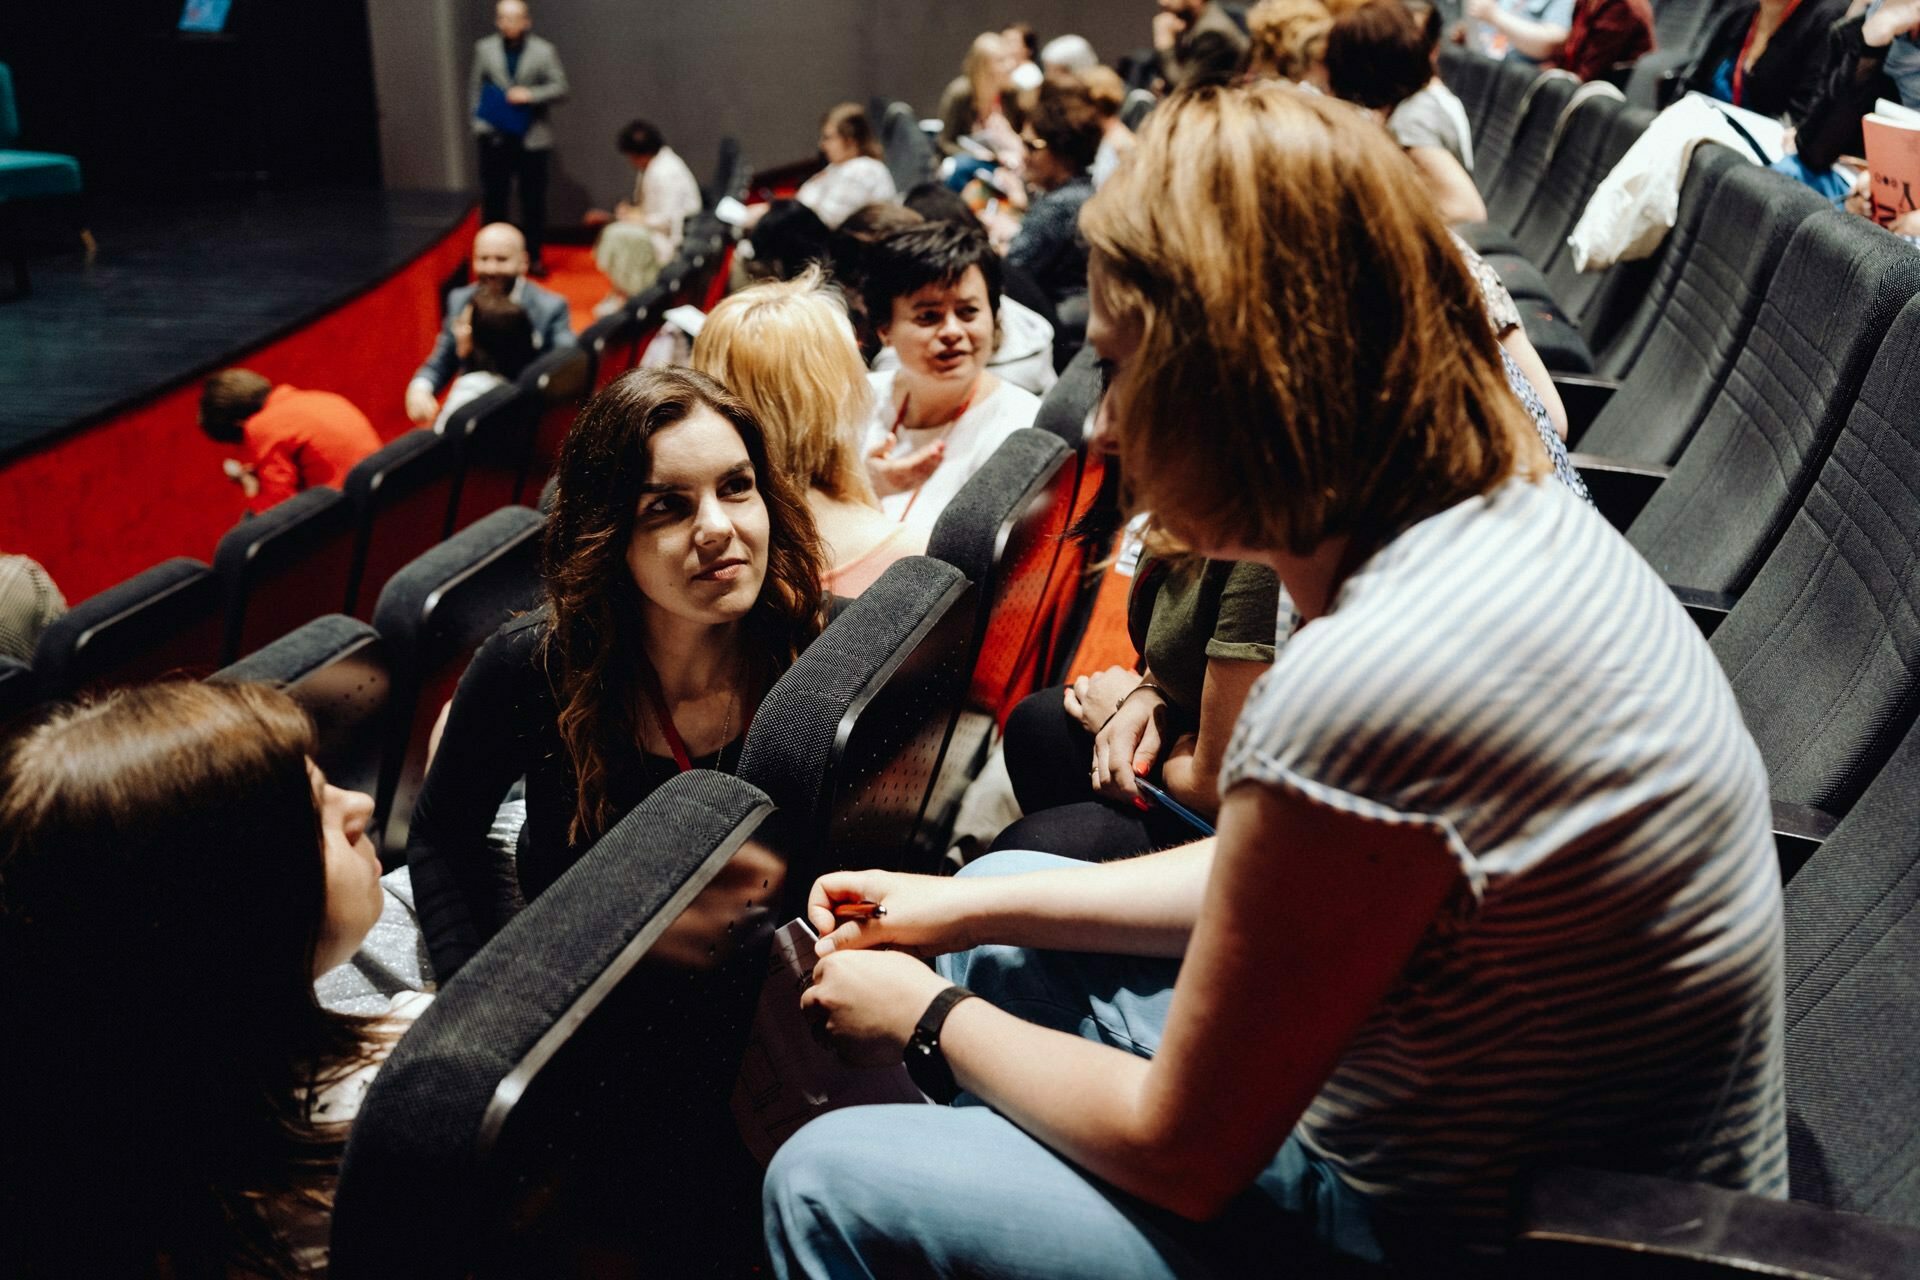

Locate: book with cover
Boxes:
[1864,105,1920,227]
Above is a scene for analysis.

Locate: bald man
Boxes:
[405,223,575,426]
[471,0,569,272]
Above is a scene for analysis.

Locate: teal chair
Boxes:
[0,62,85,298]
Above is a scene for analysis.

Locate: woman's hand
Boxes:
[865,433,947,497]
[1062,666,1144,733]
[808,869,978,958]
[803,949,952,1067]
[1092,686,1166,804]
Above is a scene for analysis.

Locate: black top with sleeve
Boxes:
[406,609,743,980]
[1796,13,1899,171]
[1683,0,1852,125]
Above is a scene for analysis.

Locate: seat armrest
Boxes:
[1773,799,1838,882]
[1551,374,1620,446]
[1668,585,1736,638]
[1570,453,1670,531]
[1514,1166,1920,1280]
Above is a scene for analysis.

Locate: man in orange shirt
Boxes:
[198,369,383,515]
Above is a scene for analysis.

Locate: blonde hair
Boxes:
[964,32,1009,123]
[1247,0,1335,82]
[691,266,878,504]
[1078,65,1128,118]
[1081,84,1540,559]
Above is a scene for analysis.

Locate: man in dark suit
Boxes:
[404,223,575,426]
[471,0,569,272]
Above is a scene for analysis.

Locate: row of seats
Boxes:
[1424,44,1920,1275]
[0,150,745,723]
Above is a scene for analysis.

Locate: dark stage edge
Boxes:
[0,188,474,461]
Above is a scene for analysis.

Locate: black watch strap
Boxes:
[903,984,977,1104]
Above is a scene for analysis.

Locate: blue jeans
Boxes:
[762,851,1385,1279]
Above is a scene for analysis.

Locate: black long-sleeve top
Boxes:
[1683,0,1852,125]
[1797,13,1903,171]
[407,609,743,980]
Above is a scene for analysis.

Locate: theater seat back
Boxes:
[520,344,590,479]
[343,429,461,619]
[0,656,40,731]
[1471,57,1546,194]
[1505,86,1626,271]
[1628,211,1920,596]
[211,614,392,803]
[369,505,545,858]
[212,487,358,664]
[31,557,223,699]
[1437,44,1502,141]
[446,381,543,534]
[739,556,973,879]
[1482,71,1579,232]
[1540,102,1656,319]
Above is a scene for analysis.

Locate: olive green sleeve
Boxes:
[1204,560,1281,664]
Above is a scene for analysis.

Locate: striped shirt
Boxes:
[1223,477,1786,1247]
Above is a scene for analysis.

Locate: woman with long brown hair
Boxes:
[408,367,826,980]
[762,84,1784,1274]
[0,681,400,1277]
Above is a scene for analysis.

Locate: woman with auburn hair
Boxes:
[793,103,897,231]
[693,268,926,596]
[0,681,406,1277]
[763,84,1784,1274]
[408,368,825,980]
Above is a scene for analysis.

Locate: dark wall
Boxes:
[372,1,1152,220]
[5,0,382,196]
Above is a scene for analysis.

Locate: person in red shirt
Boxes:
[198,369,383,514]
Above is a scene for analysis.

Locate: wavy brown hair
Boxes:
[0,681,379,1278]
[1082,83,1539,561]
[542,367,826,843]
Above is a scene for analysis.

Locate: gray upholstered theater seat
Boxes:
[923,428,1075,848]
[1617,211,1920,599]
[211,613,391,804]
[1436,44,1502,142]
[0,655,40,730]
[1455,71,1578,252]
[1510,712,1920,1276]
[343,428,462,620]
[369,505,544,858]
[739,555,972,879]
[1701,292,1920,832]
[1574,162,1828,462]
[212,486,357,664]
[31,556,222,699]
[331,770,777,1279]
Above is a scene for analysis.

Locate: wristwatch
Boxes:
[903,984,977,1104]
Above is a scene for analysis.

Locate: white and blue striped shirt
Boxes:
[1223,477,1786,1246]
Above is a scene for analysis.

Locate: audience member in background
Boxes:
[1389,2,1478,169]
[1009,74,1104,310]
[587,118,703,313]
[1246,0,1336,88]
[408,369,825,980]
[406,222,574,426]
[432,290,537,433]
[199,369,382,515]
[1040,32,1101,75]
[1005,21,1047,90]
[694,270,926,597]
[1796,0,1920,173]
[0,553,64,663]
[0,681,413,1277]
[794,104,898,231]
[1464,0,1573,62]
[858,222,1043,537]
[1467,0,1653,81]
[937,32,1026,164]
[470,0,569,275]
[1154,0,1252,90]
[1078,65,1140,186]
[764,84,1785,1276]
[866,195,1059,395]
[1684,0,1851,123]
[1327,1,1489,222]
[746,200,833,282]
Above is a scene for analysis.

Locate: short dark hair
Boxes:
[1027,73,1104,174]
[748,200,832,281]
[1324,0,1431,111]
[616,118,665,157]
[467,290,536,379]
[199,368,273,444]
[860,220,1003,330]
[901,181,985,234]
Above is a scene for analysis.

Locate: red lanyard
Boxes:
[638,660,750,774]
[1732,0,1801,106]
[889,381,978,525]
